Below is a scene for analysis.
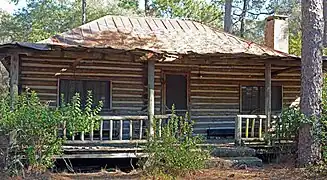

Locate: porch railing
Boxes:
[61,115,170,144]
[235,114,266,145]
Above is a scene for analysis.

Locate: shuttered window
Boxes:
[59,79,111,110]
[241,86,282,114]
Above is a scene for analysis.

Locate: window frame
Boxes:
[161,71,190,114]
[239,84,283,114]
[57,77,112,111]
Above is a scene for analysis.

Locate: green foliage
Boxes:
[151,0,223,28]
[289,32,301,56]
[276,75,327,166]
[277,106,304,139]
[142,106,209,177]
[0,91,63,174]
[60,91,103,136]
[0,0,142,43]
[0,90,102,175]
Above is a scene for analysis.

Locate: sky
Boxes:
[0,0,26,14]
[0,0,146,14]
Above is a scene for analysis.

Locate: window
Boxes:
[59,79,111,110]
[165,74,187,110]
[241,86,282,114]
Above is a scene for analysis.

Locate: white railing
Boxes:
[235,114,267,145]
[62,114,170,144]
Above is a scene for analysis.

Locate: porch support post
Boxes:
[10,54,19,104]
[265,63,272,133]
[148,60,155,137]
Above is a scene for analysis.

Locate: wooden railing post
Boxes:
[251,118,256,137]
[129,120,133,140]
[119,120,123,140]
[235,115,242,146]
[139,120,143,140]
[109,119,113,140]
[100,120,103,141]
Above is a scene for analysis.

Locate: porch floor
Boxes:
[57,139,241,159]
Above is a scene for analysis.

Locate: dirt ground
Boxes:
[4,163,326,180]
[36,165,326,180]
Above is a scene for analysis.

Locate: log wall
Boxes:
[18,52,300,137]
[19,53,146,115]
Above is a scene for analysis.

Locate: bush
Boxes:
[0,90,102,176]
[142,106,209,177]
[277,106,304,140]
[275,75,327,169]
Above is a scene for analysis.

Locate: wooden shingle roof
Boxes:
[39,15,296,58]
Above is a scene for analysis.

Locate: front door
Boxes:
[164,73,188,114]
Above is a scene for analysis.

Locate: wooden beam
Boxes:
[265,63,272,133]
[271,66,300,77]
[148,60,155,137]
[10,54,19,104]
[234,115,242,146]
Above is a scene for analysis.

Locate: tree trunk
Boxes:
[299,0,323,167]
[145,0,150,16]
[323,0,327,47]
[240,0,247,38]
[224,0,233,33]
[82,0,86,24]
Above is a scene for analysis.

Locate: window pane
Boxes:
[59,80,83,104]
[242,86,282,113]
[59,79,110,110]
[85,81,110,109]
[242,86,260,113]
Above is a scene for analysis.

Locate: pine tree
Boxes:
[298,0,323,167]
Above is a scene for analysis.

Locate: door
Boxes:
[164,73,188,114]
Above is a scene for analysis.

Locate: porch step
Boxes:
[206,156,263,168]
[210,146,256,157]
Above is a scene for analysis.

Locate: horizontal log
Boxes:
[237,115,267,118]
[102,114,170,120]
[55,152,147,159]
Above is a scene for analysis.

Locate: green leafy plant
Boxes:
[142,105,209,178]
[59,91,103,137]
[0,91,63,175]
[277,106,304,140]
[0,90,103,176]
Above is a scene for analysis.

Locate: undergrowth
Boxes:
[0,90,102,177]
[142,106,209,178]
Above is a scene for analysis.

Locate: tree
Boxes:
[151,0,224,28]
[324,0,327,47]
[298,0,323,167]
[224,0,233,33]
[0,0,141,43]
[232,0,274,38]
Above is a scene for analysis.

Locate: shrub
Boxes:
[142,106,209,177]
[0,90,102,176]
[59,91,103,137]
[277,106,304,140]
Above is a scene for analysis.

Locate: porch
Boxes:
[55,113,289,159]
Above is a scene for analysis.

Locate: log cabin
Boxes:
[0,15,314,156]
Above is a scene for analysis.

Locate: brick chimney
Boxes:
[264,15,289,53]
